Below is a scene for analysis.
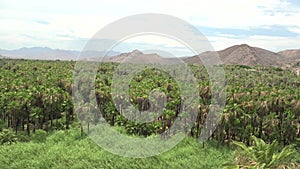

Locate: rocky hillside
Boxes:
[184,44,286,66]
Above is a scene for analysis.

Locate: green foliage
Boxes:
[0,59,299,169]
[0,129,233,169]
[0,59,74,135]
[224,136,298,169]
[0,129,18,145]
[16,132,30,142]
[238,65,251,69]
[0,59,299,145]
[31,129,48,143]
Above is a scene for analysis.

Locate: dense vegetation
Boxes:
[0,59,74,134]
[89,63,300,146]
[0,129,234,169]
[0,58,299,168]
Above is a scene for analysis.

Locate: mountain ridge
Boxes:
[184,44,286,66]
[1,45,299,67]
[0,47,120,61]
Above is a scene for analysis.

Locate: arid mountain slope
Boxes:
[184,44,286,66]
[278,49,300,64]
[105,50,182,64]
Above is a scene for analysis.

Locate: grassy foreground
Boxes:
[0,129,233,169]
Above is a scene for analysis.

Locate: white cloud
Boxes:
[208,35,300,52]
[214,33,245,38]
[0,0,300,51]
[124,35,186,48]
[288,27,300,34]
[153,0,300,29]
[111,35,195,56]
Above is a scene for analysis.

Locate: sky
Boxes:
[0,0,300,56]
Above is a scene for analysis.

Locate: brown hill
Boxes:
[278,49,300,64]
[184,44,286,66]
[220,44,286,66]
[105,50,181,64]
[87,44,299,67]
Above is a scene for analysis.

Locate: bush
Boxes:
[16,132,30,142]
[31,129,48,143]
[224,136,298,169]
[0,129,18,145]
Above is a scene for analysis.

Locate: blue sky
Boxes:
[0,0,300,56]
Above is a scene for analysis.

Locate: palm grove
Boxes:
[0,59,299,167]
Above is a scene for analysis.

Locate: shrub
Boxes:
[31,129,48,143]
[224,136,298,169]
[0,129,18,145]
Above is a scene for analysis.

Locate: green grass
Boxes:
[0,129,233,169]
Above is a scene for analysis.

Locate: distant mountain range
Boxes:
[0,47,120,61]
[105,44,300,68]
[1,45,300,68]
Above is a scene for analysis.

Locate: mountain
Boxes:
[0,47,79,60]
[278,49,300,64]
[278,49,300,58]
[220,44,286,66]
[104,50,181,64]
[2,45,300,67]
[0,47,120,61]
[184,44,286,66]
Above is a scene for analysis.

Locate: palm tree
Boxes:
[224,136,298,168]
